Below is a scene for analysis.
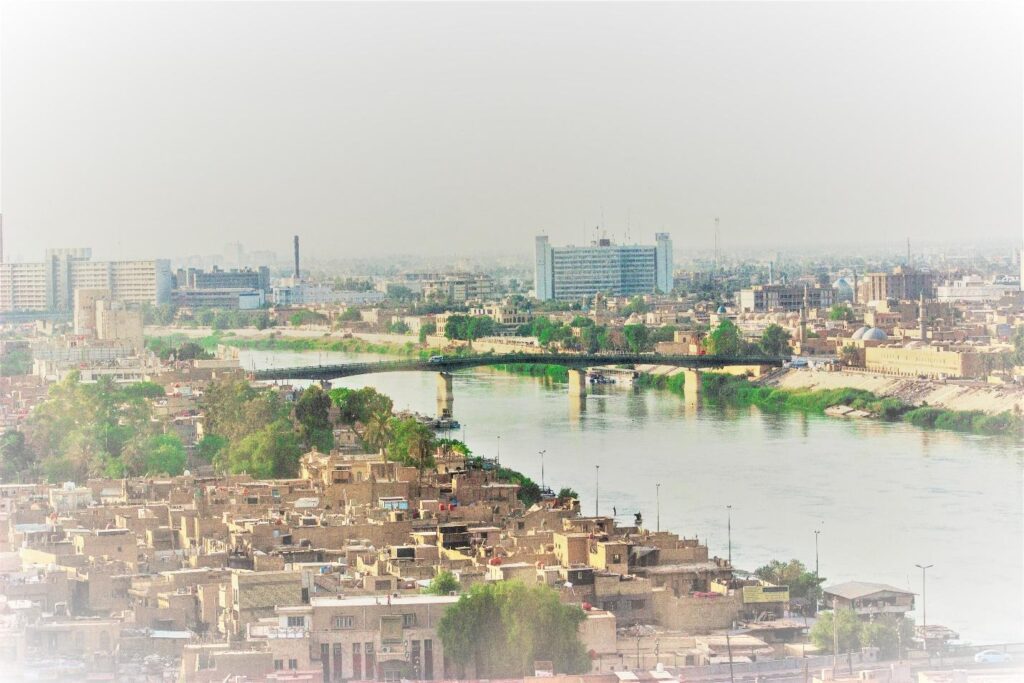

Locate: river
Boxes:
[240,348,1024,644]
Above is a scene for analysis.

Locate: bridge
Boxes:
[254,353,784,417]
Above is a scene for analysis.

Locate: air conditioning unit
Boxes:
[380,646,392,654]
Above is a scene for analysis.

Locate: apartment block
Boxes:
[534,233,673,301]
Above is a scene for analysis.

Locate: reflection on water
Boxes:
[243,349,1024,643]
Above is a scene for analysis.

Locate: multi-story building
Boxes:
[175,266,270,292]
[865,343,987,379]
[420,274,494,304]
[935,276,1018,303]
[858,266,933,303]
[534,233,673,301]
[0,248,172,314]
[736,284,835,313]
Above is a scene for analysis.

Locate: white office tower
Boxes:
[534,235,554,301]
[655,232,673,294]
[533,232,673,301]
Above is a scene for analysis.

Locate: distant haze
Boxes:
[1,2,1021,262]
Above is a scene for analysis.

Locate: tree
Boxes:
[295,385,334,452]
[704,319,743,355]
[810,609,862,653]
[437,581,590,677]
[0,345,32,376]
[142,434,187,475]
[556,487,578,503]
[861,616,915,659]
[0,431,36,482]
[387,418,436,469]
[363,407,395,454]
[330,387,394,427]
[389,321,411,334]
[424,570,460,595]
[222,420,303,478]
[419,322,437,344]
[621,296,649,317]
[623,324,651,353]
[760,324,793,357]
[828,304,857,322]
[753,559,823,601]
[339,307,362,322]
[197,434,228,462]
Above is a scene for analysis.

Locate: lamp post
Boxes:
[726,505,732,566]
[656,483,661,533]
[916,563,933,652]
[595,465,600,517]
[814,528,821,608]
[539,449,546,492]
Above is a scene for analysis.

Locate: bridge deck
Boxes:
[253,353,784,381]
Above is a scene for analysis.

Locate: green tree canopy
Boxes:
[705,319,744,355]
[623,324,652,353]
[295,385,334,452]
[424,570,460,595]
[0,431,36,482]
[221,419,303,478]
[141,433,187,475]
[810,609,862,653]
[829,304,857,322]
[419,322,437,344]
[329,387,394,427]
[437,581,590,677]
[753,559,823,601]
[759,324,793,357]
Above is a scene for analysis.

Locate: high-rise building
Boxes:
[857,266,933,303]
[0,248,172,314]
[534,233,673,301]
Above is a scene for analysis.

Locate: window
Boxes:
[274,660,284,671]
[289,659,298,670]
[333,615,354,629]
[402,613,416,628]
[630,599,645,610]
[287,616,305,628]
[612,553,622,563]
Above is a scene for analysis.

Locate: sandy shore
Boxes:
[760,368,1024,415]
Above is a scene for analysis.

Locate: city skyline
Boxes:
[1,2,1021,262]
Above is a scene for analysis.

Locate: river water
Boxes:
[241,348,1024,644]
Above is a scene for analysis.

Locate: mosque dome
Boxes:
[851,326,870,340]
[716,305,728,314]
[861,327,888,341]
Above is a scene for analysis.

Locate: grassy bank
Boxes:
[147,332,447,359]
[492,363,570,383]
[645,370,1022,438]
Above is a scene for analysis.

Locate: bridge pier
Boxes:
[682,369,702,407]
[436,372,454,419]
[567,369,587,398]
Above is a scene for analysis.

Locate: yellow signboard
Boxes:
[742,585,790,603]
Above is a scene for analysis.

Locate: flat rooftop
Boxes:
[310,594,460,607]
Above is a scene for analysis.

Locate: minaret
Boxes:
[799,284,809,343]
[919,291,927,342]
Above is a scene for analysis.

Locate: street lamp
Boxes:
[916,563,934,650]
[656,483,661,533]
[726,505,732,566]
[538,450,546,493]
[595,465,600,517]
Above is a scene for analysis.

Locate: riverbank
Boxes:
[146,329,447,359]
[639,368,1022,438]
[763,366,1024,415]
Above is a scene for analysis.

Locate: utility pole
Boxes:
[726,505,732,566]
[538,450,546,492]
[725,630,735,683]
[814,529,821,601]
[656,483,661,533]
[916,563,933,653]
[595,465,600,517]
[832,597,839,673]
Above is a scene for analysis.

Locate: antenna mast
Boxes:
[714,217,720,272]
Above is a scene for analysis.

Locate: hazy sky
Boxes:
[1,1,1021,262]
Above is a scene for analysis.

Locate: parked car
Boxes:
[428,355,445,364]
[974,650,1012,664]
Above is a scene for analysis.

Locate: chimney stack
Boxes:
[293,235,300,280]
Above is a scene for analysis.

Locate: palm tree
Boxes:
[407,426,435,481]
[363,408,394,456]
